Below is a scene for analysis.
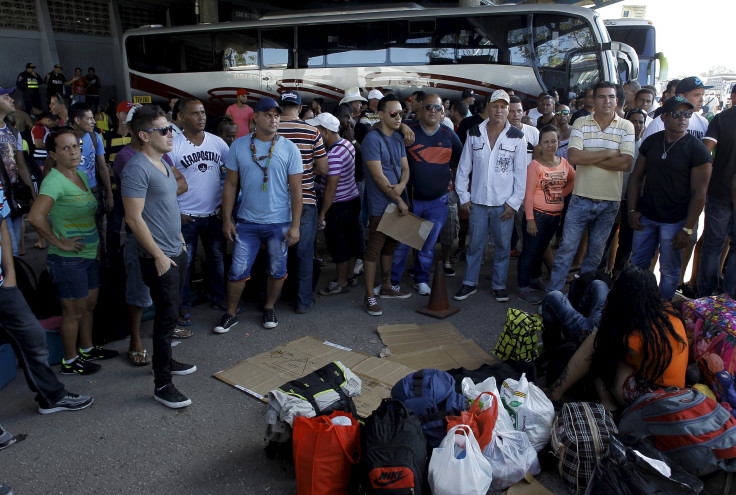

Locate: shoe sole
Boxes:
[154,395,191,409]
[413,285,431,296]
[171,365,197,376]
[379,292,412,299]
[39,397,94,415]
[263,322,278,329]
[453,289,477,301]
[495,295,510,302]
[213,321,237,334]
[60,366,101,375]
[365,308,383,316]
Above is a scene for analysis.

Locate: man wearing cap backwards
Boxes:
[309,112,361,296]
[643,76,711,141]
[627,96,712,301]
[215,97,302,332]
[16,63,43,115]
[546,81,635,293]
[169,98,230,325]
[226,89,254,138]
[276,90,328,314]
[697,83,736,297]
[391,93,463,296]
[454,90,527,303]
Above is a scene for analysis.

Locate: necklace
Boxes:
[662,132,685,159]
[250,132,278,191]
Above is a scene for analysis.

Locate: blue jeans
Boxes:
[547,196,619,292]
[106,190,125,265]
[47,254,101,299]
[140,250,187,388]
[180,215,225,311]
[294,204,318,310]
[630,215,685,301]
[7,215,21,257]
[463,204,514,289]
[392,195,448,285]
[229,221,289,281]
[0,285,66,407]
[542,280,608,343]
[698,196,736,297]
[517,210,561,288]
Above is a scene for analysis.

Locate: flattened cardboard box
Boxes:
[214,336,415,417]
[377,203,434,250]
[378,321,498,371]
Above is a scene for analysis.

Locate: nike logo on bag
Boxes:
[373,473,408,486]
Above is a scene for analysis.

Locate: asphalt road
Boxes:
[0,225,569,494]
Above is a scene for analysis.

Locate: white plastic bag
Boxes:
[461,376,514,431]
[499,373,555,451]
[483,428,541,490]
[428,425,493,495]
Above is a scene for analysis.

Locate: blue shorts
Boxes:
[124,233,153,308]
[229,221,290,282]
[47,254,100,299]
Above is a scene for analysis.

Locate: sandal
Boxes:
[128,350,151,366]
[173,328,193,339]
[178,313,193,326]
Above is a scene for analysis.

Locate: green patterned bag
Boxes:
[493,308,542,361]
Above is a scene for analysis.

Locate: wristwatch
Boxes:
[682,227,693,235]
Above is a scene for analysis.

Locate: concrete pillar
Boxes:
[200,0,219,24]
[35,0,59,70]
[109,0,126,101]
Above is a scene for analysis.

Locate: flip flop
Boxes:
[128,350,151,366]
[177,313,193,326]
[173,328,193,339]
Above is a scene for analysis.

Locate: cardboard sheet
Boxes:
[504,473,556,495]
[213,336,416,417]
[377,203,434,250]
[377,322,498,371]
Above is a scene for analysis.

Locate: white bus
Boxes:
[604,18,667,87]
[122,3,637,114]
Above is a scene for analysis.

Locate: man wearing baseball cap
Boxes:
[642,76,711,142]
[461,89,476,116]
[16,63,42,115]
[44,64,70,101]
[216,97,303,332]
[454,89,527,303]
[225,88,254,138]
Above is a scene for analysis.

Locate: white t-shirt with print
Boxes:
[641,113,709,141]
[169,132,229,215]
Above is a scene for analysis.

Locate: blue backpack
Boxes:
[390,369,466,448]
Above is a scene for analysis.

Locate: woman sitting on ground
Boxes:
[546,265,688,409]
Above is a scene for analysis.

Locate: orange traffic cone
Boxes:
[416,261,460,319]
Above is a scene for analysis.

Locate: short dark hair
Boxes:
[635,88,655,101]
[584,87,595,97]
[625,108,647,120]
[593,81,618,98]
[539,124,560,139]
[69,102,92,124]
[411,91,426,103]
[377,94,400,113]
[130,104,167,144]
[509,96,523,105]
[178,98,202,114]
[87,67,95,72]
[615,84,626,105]
[217,114,238,136]
[666,79,681,94]
[541,94,555,102]
[168,95,179,103]
[46,127,76,153]
[453,101,468,117]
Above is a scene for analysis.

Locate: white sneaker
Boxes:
[354,259,364,275]
[413,282,431,295]
[373,284,381,296]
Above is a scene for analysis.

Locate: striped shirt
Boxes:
[278,118,327,206]
[31,122,49,160]
[320,139,359,203]
[569,113,635,201]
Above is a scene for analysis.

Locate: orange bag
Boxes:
[293,410,360,495]
[446,392,499,450]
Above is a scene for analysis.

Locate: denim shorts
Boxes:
[124,233,153,308]
[47,254,100,299]
[229,221,290,282]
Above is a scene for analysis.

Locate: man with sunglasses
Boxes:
[168,98,230,325]
[627,96,712,301]
[390,94,463,295]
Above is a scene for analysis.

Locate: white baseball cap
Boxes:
[306,112,340,133]
[368,89,384,100]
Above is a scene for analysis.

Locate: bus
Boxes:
[122,3,638,115]
[604,18,667,87]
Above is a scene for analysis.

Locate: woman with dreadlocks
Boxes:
[545,265,688,409]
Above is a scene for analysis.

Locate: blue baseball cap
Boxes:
[0,87,16,97]
[675,76,712,95]
[254,97,282,114]
[279,90,302,106]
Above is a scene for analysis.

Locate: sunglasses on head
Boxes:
[423,104,443,112]
[555,110,570,115]
[145,125,174,136]
[670,110,693,119]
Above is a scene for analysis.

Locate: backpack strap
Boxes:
[413,369,424,398]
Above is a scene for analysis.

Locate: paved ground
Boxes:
[0,224,569,494]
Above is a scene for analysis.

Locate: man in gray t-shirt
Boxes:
[122,104,196,410]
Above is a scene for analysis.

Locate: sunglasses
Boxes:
[555,110,570,115]
[670,110,693,119]
[145,125,174,136]
[423,104,443,112]
[388,110,401,118]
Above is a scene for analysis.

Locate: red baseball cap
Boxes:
[116,101,134,114]
[237,89,248,97]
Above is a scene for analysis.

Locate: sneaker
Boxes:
[0,482,12,495]
[154,384,191,409]
[319,281,349,296]
[214,313,237,334]
[364,296,382,316]
[38,392,94,414]
[443,263,455,277]
[454,284,477,301]
[494,289,510,302]
[517,289,542,305]
[413,282,431,296]
[262,308,278,329]
[78,346,118,361]
[172,328,193,339]
[378,285,411,299]
[171,360,197,376]
[60,357,101,375]
[0,426,16,450]
[354,259,364,275]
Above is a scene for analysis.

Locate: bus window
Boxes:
[325,22,388,66]
[456,16,530,66]
[387,18,456,65]
[569,52,601,95]
[262,28,294,69]
[297,25,325,68]
[215,29,258,70]
[126,33,214,73]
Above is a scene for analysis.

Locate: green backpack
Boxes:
[493,308,542,361]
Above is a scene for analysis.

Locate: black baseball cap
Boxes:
[661,95,694,114]
[462,89,476,99]
[279,90,302,106]
[675,76,712,95]
[26,63,35,69]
